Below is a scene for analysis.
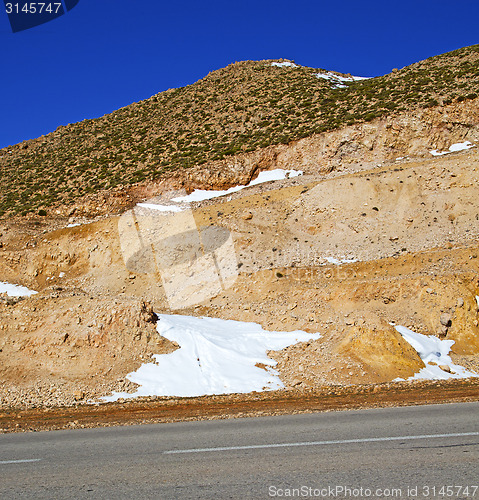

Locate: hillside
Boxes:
[1,44,479,216]
[1,45,479,417]
[1,145,479,410]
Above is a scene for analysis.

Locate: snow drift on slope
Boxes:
[133,169,303,212]
[315,71,370,88]
[271,61,298,68]
[394,325,478,380]
[172,169,303,203]
[102,314,321,401]
[325,256,358,265]
[430,141,475,156]
[0,282,37,297]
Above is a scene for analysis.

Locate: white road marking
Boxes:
[164,431,479,454]
[0,459,41,465]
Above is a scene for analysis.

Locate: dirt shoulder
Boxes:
[1,379,478,434]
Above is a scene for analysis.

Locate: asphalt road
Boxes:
[0,402,478,499]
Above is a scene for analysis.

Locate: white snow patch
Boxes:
[316,71,370,88]
[136,203,184,212]
[430,141,475,156]
[0,282,38,298]
[449,141,474,152]
[102,314,321,401]
[172,185,244,203]
[394,325,478,380]
[325,256,358,265]
[249,168,302,185]
[59,272,65,278]
[172,169,303,203]
[66,223,81,228]
[476,296,479,308]
[271,61,298,68]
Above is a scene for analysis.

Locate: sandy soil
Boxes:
[0,145,478,412]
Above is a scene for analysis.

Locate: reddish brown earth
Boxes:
[1,379,478,434]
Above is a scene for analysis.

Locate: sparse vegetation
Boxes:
[1,44,479,215]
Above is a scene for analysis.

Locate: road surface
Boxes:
[0,402,478,499]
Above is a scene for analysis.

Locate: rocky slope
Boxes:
[1,45,478,216]
[8,94,478,223]
[1,46,479,411]
[1,144,478,408]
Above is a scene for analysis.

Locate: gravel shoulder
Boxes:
[1,378,478,434]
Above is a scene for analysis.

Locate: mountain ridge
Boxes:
[1,44,479,216]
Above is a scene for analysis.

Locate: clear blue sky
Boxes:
[1,0,478,149]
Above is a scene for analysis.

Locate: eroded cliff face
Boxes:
[29,97,479,221]
[178,97,479,190]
